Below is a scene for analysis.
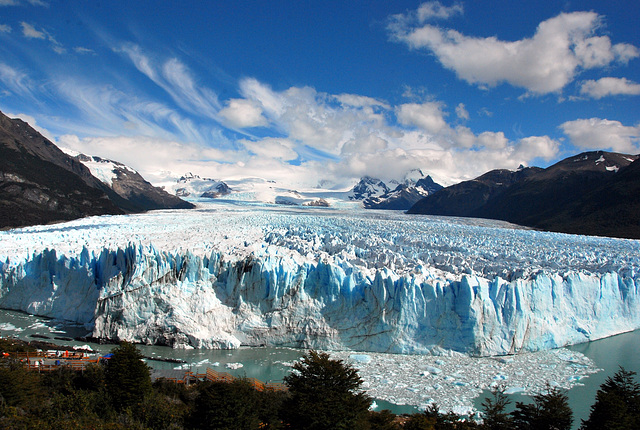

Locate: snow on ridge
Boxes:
[0,201,639,356]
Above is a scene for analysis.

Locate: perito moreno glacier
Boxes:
[0,201,638,357]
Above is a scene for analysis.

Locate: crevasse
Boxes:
[1,242,638,356]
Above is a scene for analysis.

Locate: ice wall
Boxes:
[1,242,638,356]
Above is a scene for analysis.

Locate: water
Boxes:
[1,308,638,423]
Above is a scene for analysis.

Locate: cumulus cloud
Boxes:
[580,77,640,99]
[219,98,268,128]
[389,9,639,94]
[396,102,448,134]
[560,118,640,153]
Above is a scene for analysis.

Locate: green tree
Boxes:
[283,350,372,430]
[512,384,573,430]
[368,409,401,430]
[481,385,513,430]
[105,341,152,411]
[581,367,640,430]
[190,379,261,430]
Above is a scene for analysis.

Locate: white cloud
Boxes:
[560,118,640,153]
[73,46,94,55]
[396,102,448,134]
[219,98,268,128]
[57,134,238,181]
[20,21,65,53]
[335,93,390,109]
[416,1,463,21]
[513,136,559,161]
[0,63,34,97]
[0,24,11,32]
[241,138,297,161]
[455,102,469,120]
[341,134,388,155]
[20,21,44,38]
[389,10,639,94]
[119,44,220,119]
[580,77,640,99]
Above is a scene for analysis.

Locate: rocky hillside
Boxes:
[0,111,192,229]
[408,151,640,239]
[71,154,194,212]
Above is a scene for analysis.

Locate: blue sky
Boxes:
[0,1,638,187]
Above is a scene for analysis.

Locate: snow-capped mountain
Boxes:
[348,176,390,200]
[363,171,443,210]
[346,171,443,210]
[173,173,232,199]
[1,201,638,356]
[70,154,194,212]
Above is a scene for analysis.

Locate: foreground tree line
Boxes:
[1,340,639,429]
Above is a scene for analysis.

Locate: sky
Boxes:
[0,0,639,188]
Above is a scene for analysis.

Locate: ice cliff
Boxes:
[1,202,639,356]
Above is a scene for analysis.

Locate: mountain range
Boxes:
[0,110,193,229]
[348,171,443,210]
[408,151,640,239]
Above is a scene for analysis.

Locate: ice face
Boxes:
[0,201,638,355]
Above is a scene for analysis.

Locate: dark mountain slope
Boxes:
[0,116,123,228]
[0,111,193,228]
[408,151,640,239]
[408,167,542,217]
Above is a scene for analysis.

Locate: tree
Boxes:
[512,384,572,430]
[190,379,261,430]
[581,367,640,430]
[105,341,152,411]
[283,350,372,430]
[481,385,513,430]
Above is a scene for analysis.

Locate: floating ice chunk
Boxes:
[350,354,372,364]
[424,366,442,375]
[226,362,243,370]
[505,387,525,394]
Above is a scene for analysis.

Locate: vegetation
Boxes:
[0,341,638,429]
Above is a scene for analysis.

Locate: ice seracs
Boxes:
[0,201,638,356]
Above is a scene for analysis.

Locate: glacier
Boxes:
[0,201,639,356]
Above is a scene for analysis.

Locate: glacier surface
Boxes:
[0,201,639,356]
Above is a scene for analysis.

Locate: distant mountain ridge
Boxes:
[349,170,443,210]
[408,151,640,239]
[0,110,193,229]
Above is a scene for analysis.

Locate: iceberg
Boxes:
[0,201,638,356]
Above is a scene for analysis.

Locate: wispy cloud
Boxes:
[0,0,48,6]
[389,9,639,94]
[118,44,220,119]
[0,63,34,97]
[0,24,11,33]
[20,21,45,38]
[20,21,65,53]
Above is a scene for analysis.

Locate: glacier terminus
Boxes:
[0,201,638,357]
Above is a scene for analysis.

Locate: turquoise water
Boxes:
[1,309,638,423]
